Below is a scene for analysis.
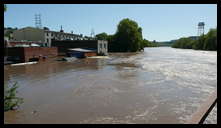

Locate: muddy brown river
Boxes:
[4,47,217,124]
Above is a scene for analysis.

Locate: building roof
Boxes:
[68,48,96,52]
[19,27,43,31]
[30,43,40,47]
[15,44,30,47]
[17,27,81,37]
[45,30,81,36]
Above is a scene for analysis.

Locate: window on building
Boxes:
[47,38,49,43]
[100,43,102,48]
[46,33,49,36]
[104,43,106,49]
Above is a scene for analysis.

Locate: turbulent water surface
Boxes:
[4,47,217,124]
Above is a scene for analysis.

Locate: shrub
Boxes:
[4,82,23,112]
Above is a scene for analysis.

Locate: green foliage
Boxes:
[113,18,144,52]
[4,27,18,39]
[202,28,217,50]
[4,82,23,112]
[96,18,159,52]
[142,39,158,48]
[172,28,217,51]
[95,32,108,40]
[157,41,174,47]
[172,37,194,49]
[192,36,204,50]
[4,4,7,12]
[107,34,117,52]
[4,30,13,38]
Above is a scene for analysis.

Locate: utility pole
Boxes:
[35,14,42,28]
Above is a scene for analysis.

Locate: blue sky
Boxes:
[4,4,217,41]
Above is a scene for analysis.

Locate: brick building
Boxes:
[5,47,58,63]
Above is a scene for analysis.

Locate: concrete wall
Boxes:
[97,40,108,55]
[13,27,45,42]
[44,31,52,47]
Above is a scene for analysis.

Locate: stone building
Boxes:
[13,27,83,47]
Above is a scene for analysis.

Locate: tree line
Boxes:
[95,18,157,52]
[172,28,217,51]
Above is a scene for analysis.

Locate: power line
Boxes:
[91,28,95,38]
[35,14,42,28]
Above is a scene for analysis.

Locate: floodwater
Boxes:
[4,47,217,124]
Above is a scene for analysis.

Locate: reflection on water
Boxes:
[4,47,217,124]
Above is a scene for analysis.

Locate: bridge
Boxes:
[185,89,217,124]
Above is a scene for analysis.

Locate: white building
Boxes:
[97,40,108,55]
[13,27,83,47]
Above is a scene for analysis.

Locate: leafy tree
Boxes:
[172,37,192,49]
[95,32,108,40]
[203,28,217,50]
[172,28,216,51]
[114,18,143,52]
[141,39,158,48]
[4,27,17,39]
[140,39,148,49]
[106,34,116,52]
[96,18,159,52]
[193,36,205,50]
[43,27,50,30]
[4,82,23,111]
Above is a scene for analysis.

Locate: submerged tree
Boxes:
[114,18,143,52]
[96,18,158,52]
[95,32,108,40]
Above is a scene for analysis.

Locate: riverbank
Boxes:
[171,28,217,51]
